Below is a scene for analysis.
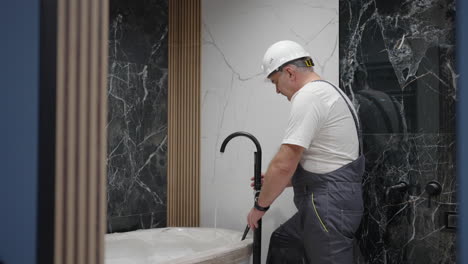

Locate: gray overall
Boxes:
[266,81,364,264]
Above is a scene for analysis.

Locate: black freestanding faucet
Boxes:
[220,131,262,264]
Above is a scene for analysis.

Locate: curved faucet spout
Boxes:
[220,131,262,154]
[219,131,263,192]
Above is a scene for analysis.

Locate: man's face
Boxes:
[269,69,294,101]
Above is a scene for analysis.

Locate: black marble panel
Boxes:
[356,134,456,264]
[107,0,168,233]
[339,0,456,263]
[340,0,456,134]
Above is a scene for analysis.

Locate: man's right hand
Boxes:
[250,173,265,189]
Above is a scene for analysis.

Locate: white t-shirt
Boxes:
[282,80,359,174]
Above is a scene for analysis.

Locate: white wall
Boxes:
[201,1,338,262]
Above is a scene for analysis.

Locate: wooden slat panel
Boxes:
[54,0,108,263]
[168,0,201,227]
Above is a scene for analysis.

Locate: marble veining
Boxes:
[339,0,456,263]
[107,0,168,233]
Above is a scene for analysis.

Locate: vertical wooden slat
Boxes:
[87,0,99,262]
[174,6,177,222]
[65,0,78,262]
[186,0,189,225]
[189,0,194,223]
[181,0,185,226]
[189,0,193,225]
[188,0,192,223]
[173,0,176,225]
[76,0,90,263]
[168,0,201,227]
[185,0,187,224]
[183,0,186,225]
[196,0,201,224]
[183,0,187,226]
[54,0,66,262]
[177,0,181,225]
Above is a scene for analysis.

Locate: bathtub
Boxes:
[105,227,253,264]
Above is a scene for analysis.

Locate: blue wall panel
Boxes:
[0,1,40,264]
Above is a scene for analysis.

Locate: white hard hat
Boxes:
[261,40,311,77]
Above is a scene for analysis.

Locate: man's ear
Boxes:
[285,67,295,80]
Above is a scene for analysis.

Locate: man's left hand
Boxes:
[247,207,266,230]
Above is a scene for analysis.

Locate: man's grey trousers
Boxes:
[266,155,364,264]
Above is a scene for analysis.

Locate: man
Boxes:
[247,40,364,263]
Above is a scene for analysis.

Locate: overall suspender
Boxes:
[313,80,363,156]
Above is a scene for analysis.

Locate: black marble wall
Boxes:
[339,0,457,263]
[107,0,168,233]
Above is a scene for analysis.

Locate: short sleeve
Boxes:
[281,91,328,148]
